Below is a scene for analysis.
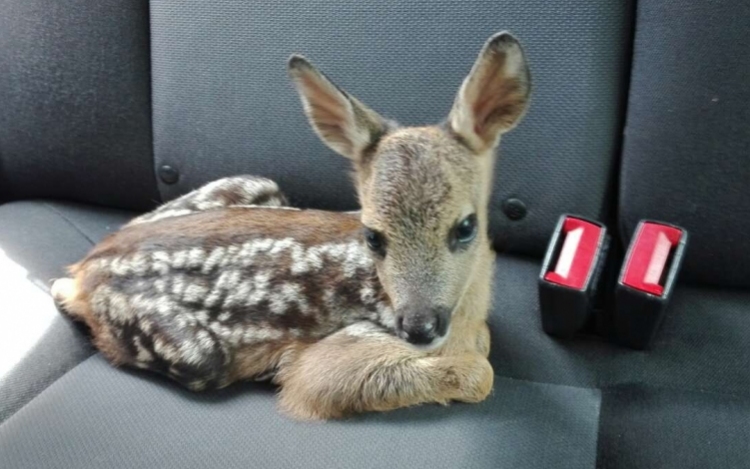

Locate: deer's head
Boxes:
[289,32,530,348]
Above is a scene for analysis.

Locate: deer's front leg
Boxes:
[275,323,494,420]
[128,175,289,226]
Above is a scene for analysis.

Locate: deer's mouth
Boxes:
[406,327,451,352]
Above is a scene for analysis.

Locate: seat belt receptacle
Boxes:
[614,220,688,350]
[539,215,610,339]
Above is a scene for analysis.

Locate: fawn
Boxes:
[52,32,530,420]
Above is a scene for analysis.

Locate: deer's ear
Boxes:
[449,32,531,153]
[288,56,391,162]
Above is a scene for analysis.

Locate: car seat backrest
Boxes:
[149,0,633,255]
[0,0,158,211]
[0,0,634,255]
[620,0,750,287]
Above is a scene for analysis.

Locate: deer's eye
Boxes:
[453,214,478,247]
[363,227,386,256]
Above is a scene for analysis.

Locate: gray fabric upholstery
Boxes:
[597,385,750,468]
[619,0,750,287]
[1,253,748,468]
[150,0,632,256]
[0,201,134,281]
[0,355,601,469]
[2,1,749,466]
[490,255,750,396]
[0,0,158,211]
[0,201,134,423]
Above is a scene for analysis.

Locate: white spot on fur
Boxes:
[174,315,188,329]
[202,246,226,274]
[224,278,252,308]
[187,248,206,268]
[246,272,270,306]
[177,340,205,365]
[238,239,274,266]
[284,283,310,314]
[89,285,113,316]
[131,253,149,276]
[230,327,245,345]
[342,241,371,277]
[218,270,242,290]
[290,244,324,274]
[107,291,132,323]
[242,326,283,344]
[195,310,209,324]
[269,238,296,257]
[209,322,235,344]
[204,288,222,309]
[152,251,170,263]
[204,270,241,308]
[219,245,240,267]
[217,312,231,322]
[153,279,167,294]
[171,276,187,297]
[151,251,171,275]
[138,318,155,334]
[133,336,154,362]
[269,294,288,315]
[153,337,179,362]
[195,329,214,349]
[360,285,376,304]
[154,296,176,316]
[183,283,208,304]
[269,282,309,315]
[109,257,129,276]
[171,250,188,269]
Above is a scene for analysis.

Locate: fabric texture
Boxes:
[619,0,750,287]
[0,252,748,468]
[490,255,750,397]
[0,201,135,423]
[2,0,750,466]
[149,0,632,256]
[596,385,750,469]
[0,0,159,211]
[0,355,601,469]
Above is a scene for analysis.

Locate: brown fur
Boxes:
[84,208,363,262]
[54,277,130,366]
[276,328,494,420]
[54,32,530,419]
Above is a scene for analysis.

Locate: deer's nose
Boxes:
[397,311,443,346]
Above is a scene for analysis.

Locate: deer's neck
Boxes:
[437,240,495,355]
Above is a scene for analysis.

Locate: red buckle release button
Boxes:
[544,217,604,290]
[622,223,683,296]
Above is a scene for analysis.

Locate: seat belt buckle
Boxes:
[614,220,688,349]
[538,215,611,338]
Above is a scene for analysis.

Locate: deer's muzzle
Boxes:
[395,305,451,347]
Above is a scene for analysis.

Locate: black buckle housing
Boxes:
[614,220,688,349]
[538,215,611,339]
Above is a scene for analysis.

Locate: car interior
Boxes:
[1,0,748,467]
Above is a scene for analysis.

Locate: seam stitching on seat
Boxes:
[41,203,96,246]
